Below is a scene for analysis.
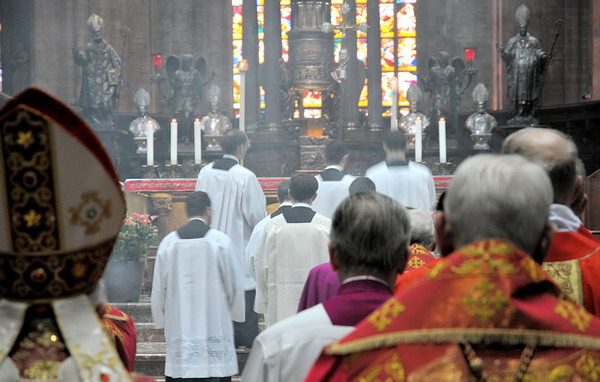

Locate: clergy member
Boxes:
[311,141,354,218]
[502,128,600,314]
[307,154,600,381]
[366,130,435,211]
[254,173,331,326]
[245,179,291,283]
[195,128,266,346]
[151,191,245,382]
[242,192,411,382]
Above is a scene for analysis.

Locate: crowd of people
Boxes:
[2,88,600,382]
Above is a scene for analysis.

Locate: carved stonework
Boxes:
[299,135,328,171]
[150,193,173,216]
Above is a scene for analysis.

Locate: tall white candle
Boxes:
[194,118,202,165]
[415,117,422,163]
[170,118,178,165]
[240,70,246,133]
[391,76,399,131]
[146,123,154,166]
[439,117,447,164]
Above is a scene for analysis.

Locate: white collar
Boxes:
[188,217,209,225]
[341,275,390,288]
[325,165,344,172]
[280,201,293,207]
[549,203,582,233]
[223,154,240,163]
[293,202,312,209]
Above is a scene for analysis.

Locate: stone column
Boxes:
[242,0,260,130]
[343,0,358,58]
[366,0,383,129]
[264,0,282,129]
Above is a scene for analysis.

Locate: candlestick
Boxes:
[391,76,399,131]
[415,117,422,163]
[238,59,248,133]
[439,117,447,164]
[146,122,154,166]
[194,118,202,165]
[170,118,178,165]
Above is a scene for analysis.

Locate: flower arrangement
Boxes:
[111,213,159,262]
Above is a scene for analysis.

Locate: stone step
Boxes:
[113,302,153,323]
[136,323,164,342]
[136,342,249,377]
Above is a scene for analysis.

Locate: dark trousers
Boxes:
[166,377,231,382]
[233,289,259,348]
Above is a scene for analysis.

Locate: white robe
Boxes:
[196,155,267,290]
[254,209,331,326]
[241,304,352,382]
[151,229,245,378]
[311,174,354,219]
[366,160,436,211]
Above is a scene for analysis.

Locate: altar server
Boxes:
[195,128,266,346]
[366,130,435,211]
[254,174,331,326]
[242,192,410,382]
[311,141,354,218]
[152,191,245,381]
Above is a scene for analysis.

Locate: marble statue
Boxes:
[498,4,549,126]
[129,88,160,153]
[466,83,497,150]
[73,13,122,131]
[400,84,429,149]
[200,84,232,151]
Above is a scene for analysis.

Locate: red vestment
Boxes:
[394,244,439,293]
[306,239,600,381]
[98,304,138,372]
[543,226,600,315]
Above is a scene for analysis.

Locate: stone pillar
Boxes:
[242,0,260,131]
[264,0,282,129]
[366,0,383,129]
[343,0,358,58]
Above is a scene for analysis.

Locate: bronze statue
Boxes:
[73,13,122,130]
[166,54,214,142]
[400,84,429,149]
[331,47,366,128]
[200,84,232,151]
[466,83,497,150]
[129,88,160,153]
[498,4,549,126]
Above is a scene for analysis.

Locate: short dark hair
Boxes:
[186,191,211,217]
[289,173,318,202]
[331,193,411,278]
[277,179,291,203]
[325,141,349,164]
[383,130,407,151]
[349,177,376,195]
[221,129,248,154]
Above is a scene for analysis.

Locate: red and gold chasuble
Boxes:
[543,226,600,315]
[305,239,600,381]
[99,304,138,372]
[395,244,439,293]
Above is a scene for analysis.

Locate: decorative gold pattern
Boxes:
[382,353,405,381]
[576,353,600,381]
[408,256,426,269]
[543,260,584,305]
[462,279,508,323]
[428,260,447,279]
[522,257,546,283]
[0,106,60,252]
[368,299,406,331]
[554,297,592,332]
[23,360,61,380]
[452,241,518,276]
[68,191,112,235]
[548,365,575,381]
[70,341,123,382]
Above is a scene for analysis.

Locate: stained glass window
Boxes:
[232,0,418,117]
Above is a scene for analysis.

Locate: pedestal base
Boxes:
[299,135,329,171]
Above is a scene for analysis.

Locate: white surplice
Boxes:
[311,170,354,219]
[241,304,352,382]
[196,154,267,290]
[151,228,245,378]
[254,205,331,326]
[366,160,436,211]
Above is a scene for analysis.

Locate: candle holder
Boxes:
[162,164,183,179]
[141,165,159,179]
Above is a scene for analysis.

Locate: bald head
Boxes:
[501,128,577,205]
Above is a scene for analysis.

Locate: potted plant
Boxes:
[104,213,158,302]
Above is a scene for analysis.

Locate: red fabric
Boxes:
[98,304,137,372]
[305,239,600,381]
[394,244,440,293]
[545,227,600,315]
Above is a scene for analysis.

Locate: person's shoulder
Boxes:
[409,161,433,175]
[313,212,332,227]
[366,161,386,175]
[205,228,233,246]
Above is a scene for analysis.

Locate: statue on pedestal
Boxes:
[200,84,232,152]
[166,54,214,142]
[73,13,122,131]
[331,47,366,128]
[466,83,497,150]
[129,88,160,153]
[497,4,550,126]
[399,84,429,149]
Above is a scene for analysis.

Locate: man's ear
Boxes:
[532,223,554,264]
[397,246,411,275]
[436,212,454,257]
[329,243,340,272]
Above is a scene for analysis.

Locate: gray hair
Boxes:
[445,154,552,254]
[407,208,434,248]
[331,193,411,277]
[501,127,577,203]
